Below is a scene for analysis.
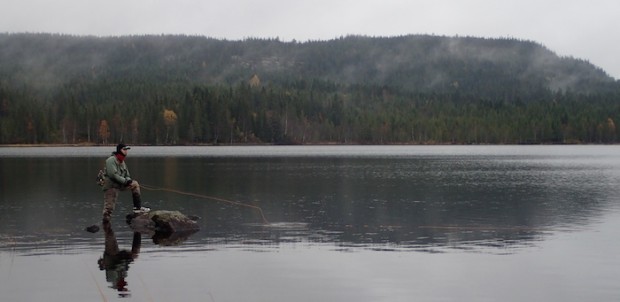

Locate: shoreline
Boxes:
[0,142,613,147]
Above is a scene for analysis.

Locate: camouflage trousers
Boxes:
[102,181,142,218]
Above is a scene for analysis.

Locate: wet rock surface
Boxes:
[126,210,200,233]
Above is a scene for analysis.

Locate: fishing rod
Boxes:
[140,183,270,224]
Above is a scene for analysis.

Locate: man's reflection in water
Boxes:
[98,221,141,298]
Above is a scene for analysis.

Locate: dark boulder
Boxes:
[126,210,200,234]
[85,225,100,233]
[125,210,200,246]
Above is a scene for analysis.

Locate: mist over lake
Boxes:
[1,145,619,301]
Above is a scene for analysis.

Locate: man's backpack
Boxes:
[96,169,105,186]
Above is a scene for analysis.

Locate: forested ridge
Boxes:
[1,33,619,145]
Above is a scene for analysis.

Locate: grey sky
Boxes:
[1,0,619,79]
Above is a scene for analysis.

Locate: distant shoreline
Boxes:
[0,142,608,147]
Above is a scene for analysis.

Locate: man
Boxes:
[102,143,150,222]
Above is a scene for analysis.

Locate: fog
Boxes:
[0,0,619,79]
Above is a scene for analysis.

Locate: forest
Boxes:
[1,33,619,145]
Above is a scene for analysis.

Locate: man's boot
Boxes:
[132,192,150,214]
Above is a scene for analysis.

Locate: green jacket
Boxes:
[103,154,131,190]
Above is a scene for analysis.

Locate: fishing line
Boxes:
[140,183,270,224]
[83,260,108,302]
[136,272,155,302]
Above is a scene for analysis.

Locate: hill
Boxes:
[0,33,616,96]
[1,33,619,145]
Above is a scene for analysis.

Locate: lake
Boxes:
[1,145,619,301]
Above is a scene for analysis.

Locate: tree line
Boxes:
[1,78,619,145]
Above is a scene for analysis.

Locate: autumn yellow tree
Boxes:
[163,108,178,144]
[249,74,260,88]
[98,120,110,144]
[604,117,616,143]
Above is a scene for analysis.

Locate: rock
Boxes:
[126,210,200,245]
[85,225,100,233]
[127,213,157,232]
[150,210,200,233]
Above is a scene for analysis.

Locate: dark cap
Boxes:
[116,143,131,153]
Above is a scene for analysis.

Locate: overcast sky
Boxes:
[1,0,619,79]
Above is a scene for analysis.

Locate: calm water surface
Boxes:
[1,145,619,301]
